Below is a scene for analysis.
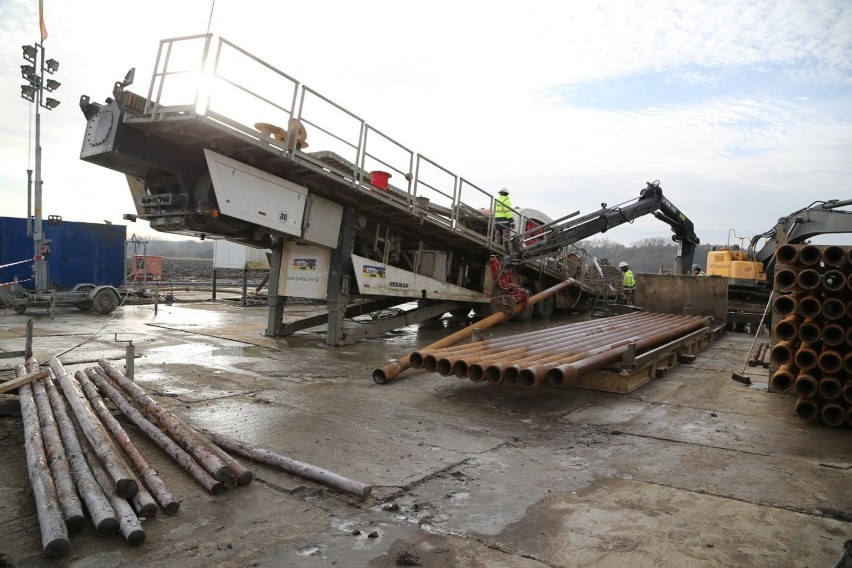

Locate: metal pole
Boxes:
[33,43,47,292]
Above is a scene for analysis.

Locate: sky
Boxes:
[1,0,851,248]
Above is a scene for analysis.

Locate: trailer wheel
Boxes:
[13,304,26,314]
[532,294,555,319]
[73,284,94,311]
[92,289,119,314]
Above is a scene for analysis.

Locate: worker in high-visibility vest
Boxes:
[494,188,514,243]
[691,264,706,276]
[619,261,636,304]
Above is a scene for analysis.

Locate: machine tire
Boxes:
[73,284,95,311]
[13,304,26,314]
[92,289,119,314]
[532,293,555,319]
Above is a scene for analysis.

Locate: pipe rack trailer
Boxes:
[78,35,602,344]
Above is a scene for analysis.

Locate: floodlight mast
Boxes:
[20,41,60,292]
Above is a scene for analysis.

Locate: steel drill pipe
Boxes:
[822,323,846,347]
[469,315,680,383]
[822,269,847,292]
[792,345,817,371]
[772,294,798,318]
[436,318,656,379]
[86,367,223,495]
[847,328,852,349]
[770,341,796,366]
[844,378,852,404]
[74,419,146,546]
[769,364,796,393]
[774,269,798,291]
[374,278,576,383]
[794,372,819,398]
[447,314,663,377]
[200,429,372,499]
[42,371,119,537]
[773,315,799,342]
[847,406,852,428]
[48,358,138,499]
[26,360,84,532]
[845,352,852,375]
[75,370,180,514]
[822,245,847,267]
[821,297,846,321]
[818,376,843,400]
[795,269,821,292]
[545,317,710,387]
[418,311,643,371]
[847,299,852,320]
[507,316,684,387]
[794,397,820,422]
[820,401,847,427]
[797,318,821,345]
[776,244,800,265]
[797,244,822,266]
[98,359,233,483]
[796,295,822,319]
[15,364,70,558]
[847,247,852,267]
[848,272,852,292]
[817,349,843,375]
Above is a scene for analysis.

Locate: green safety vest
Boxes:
[623,269,635,288]
[495,195,512,219]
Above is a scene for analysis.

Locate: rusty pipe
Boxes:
[797,318,821,344]
[794,372,819,398]
[794,397,820,422]
[817,349,843,374]
[817,376,843,400]
[773,315,799,342]
[776,244,799,265]
[792,345,817,371]
[847,406,852,428]
[796,295,821,318]
[795,269,821,291]
[843,378,852,404]
[847,247,852,267]
[821,297,845,321]
[773,269,798,291]
[462,314,675,381]
[820,401,846,427]
[419,311,648,371]
[847,299,852,320]
[797,244,821,266]
[848,272,852,292]
[822,245,847,267]
[822,269,846,292]
[847,327,852,349]
[545,317,710,387]
[772,294,798,318]
[822,323,845,347]
[509,316,688,387]
[844,352,852,375]
[770,340,796,366]
[373,278,575,383]
[769,364,796,393]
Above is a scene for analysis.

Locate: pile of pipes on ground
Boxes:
[408,312,710,388]
[748,341,770,368]
[768,243,852,428]
[13,356,371,558]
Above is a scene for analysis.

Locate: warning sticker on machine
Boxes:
[362,265,386,278]
[291,258,317,270]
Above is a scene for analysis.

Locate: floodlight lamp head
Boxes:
[45,79,60,92]
[22,45,37,62]
[44,97,60,110]
[21,64,36,81]
[21,85,36,102]
[45,58,59,73]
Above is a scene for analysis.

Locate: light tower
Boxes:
[20,41,60,292]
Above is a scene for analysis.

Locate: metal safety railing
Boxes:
[130,34,534,246]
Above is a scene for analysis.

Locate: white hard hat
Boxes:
[618,261,628,269]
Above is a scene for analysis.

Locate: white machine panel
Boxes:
[279,242,331,300]
[303,195,343,249]
[351,254,490,302]
[213,240,270,270]
[204,149,307,236]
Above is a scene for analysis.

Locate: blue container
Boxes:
[0,217,126,289]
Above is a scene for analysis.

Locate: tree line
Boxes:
[127,237,214,259]
[574,237,715,274]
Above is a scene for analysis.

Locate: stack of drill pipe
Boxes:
[409,313,710,389]
[771,243,851,427]
[748,341,769,367]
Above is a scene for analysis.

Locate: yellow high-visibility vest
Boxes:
[495,195,512,219]
[623,269,635,288]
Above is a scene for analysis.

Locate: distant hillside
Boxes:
[575,237,715,274]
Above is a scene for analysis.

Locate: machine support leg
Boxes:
[265,239,286,336]
[242,268,248,306]
[326,208,357,347]
[212,269,217,301]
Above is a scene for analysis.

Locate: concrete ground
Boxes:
[0,296,849,567]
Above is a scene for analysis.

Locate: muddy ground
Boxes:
[0,298,849,567]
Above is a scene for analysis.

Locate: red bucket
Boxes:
[370,170,391,190]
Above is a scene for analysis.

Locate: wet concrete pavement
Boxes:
[0,298,849,567]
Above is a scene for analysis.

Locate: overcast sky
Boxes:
[1,0,850,247]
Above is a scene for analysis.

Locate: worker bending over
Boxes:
[619,261,636,305]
